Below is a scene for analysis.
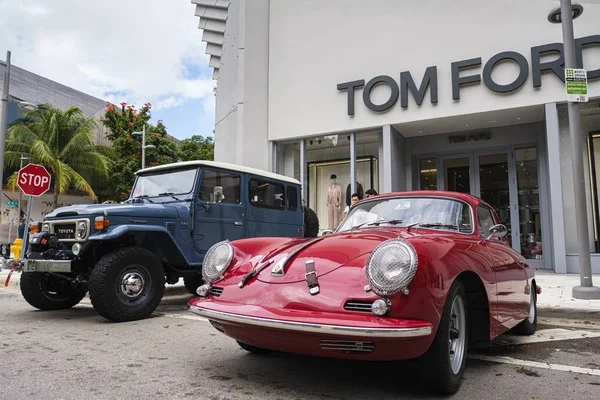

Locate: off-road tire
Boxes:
[303,206,319,238]
[237,341,271,355]
[419,280,468,395]
[183,274,204,295]
[20,272,87,311]
[514,289,537,335]
[89,247,165,322]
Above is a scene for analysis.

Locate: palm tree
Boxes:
[5,104,112,209]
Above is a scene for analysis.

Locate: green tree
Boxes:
[102,102,178,202]
[5,104,112,209]
[177,135,214,161]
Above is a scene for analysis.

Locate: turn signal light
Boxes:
[94,216,110,230]
[30,222,41,233]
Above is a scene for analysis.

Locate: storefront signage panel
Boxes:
[337,35,600,116]
[447,132,492,144]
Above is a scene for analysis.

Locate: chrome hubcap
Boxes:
[448,295,466,375]
[121,272,145,298]
[528,290,536,324]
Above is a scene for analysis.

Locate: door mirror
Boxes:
[486,224,507,240]
[321,229,333,236]
[213,186,224,203]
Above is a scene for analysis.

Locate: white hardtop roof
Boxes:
[136,160,300,185]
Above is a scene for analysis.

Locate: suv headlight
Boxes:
[366,238,418,296]
[202,240,234,283]
[41,223,51,233]
[76,221,88,240]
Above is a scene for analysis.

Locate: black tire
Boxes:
[20,272,87,311]
[303,206,319,238]
[237,341,270,355]
[183,274,204,295]
[89,247,165,322]
[420,281,468,395]
[514,289,537,335]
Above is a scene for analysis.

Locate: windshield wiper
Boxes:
[158,192,183,201]
[351,219,403,231]
[415,222,458,230]
[135,195,155,203]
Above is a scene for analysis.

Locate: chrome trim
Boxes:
[44,218,91,242]
[189,305,432,338]
[271,236,324,277]
[22,259,72,273]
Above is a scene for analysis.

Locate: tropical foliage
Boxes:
[5,104,112,209]
[177,135,214,161]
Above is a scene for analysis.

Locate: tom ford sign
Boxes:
[337,35,600,115]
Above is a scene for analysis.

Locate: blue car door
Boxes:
[194,168,246,259]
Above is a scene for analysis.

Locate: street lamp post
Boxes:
[131,125,156,169]
[548,1,600,299]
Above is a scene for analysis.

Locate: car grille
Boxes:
[209,286,223,297]
[54,223,76,240]
[344,300,374,312]
[319,339,375,354]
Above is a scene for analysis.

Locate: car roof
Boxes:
[364,190,487,208]
[135,160,300,185]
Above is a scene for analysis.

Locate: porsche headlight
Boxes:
[366,238,418,296]
[202,240,234,283]
[76,221,88,239]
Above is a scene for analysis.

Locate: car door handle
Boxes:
[234,221,243,226]
[518,259,526,265]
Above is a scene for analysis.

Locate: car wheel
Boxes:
[237,341,271,355]
[420,280,468,395]
[183,274,204,295]
[89,247,165,322]
[303,206,319,238]
[514,288,537,335]
[20,272,87,310]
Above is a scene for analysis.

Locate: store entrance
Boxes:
[431,149,543,263]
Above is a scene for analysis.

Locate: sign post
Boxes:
[565,68,588,102]
[6,200,18,242]
[17,164,51,257]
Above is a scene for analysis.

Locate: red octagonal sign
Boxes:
[18,163,52,197]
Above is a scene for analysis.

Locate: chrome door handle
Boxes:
[518,259,526,265]
[234,221,243,226]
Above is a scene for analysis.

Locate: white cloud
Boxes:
[0,0,215,117]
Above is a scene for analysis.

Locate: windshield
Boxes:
[130,168,197,200]
[336,196,473,234]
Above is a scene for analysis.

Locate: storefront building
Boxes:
[191,0,600,273]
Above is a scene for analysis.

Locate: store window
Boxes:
[516,148,543,260]
[199,169,241,204]
[419,158,437,190]
[588,132,600,252]
[249,179,285,209]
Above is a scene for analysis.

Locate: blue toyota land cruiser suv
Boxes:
[19,161,319,322]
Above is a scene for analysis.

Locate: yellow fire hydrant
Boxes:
[10,238,23,259]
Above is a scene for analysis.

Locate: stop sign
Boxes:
[18,164,52,197]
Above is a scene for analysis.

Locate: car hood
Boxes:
[44,202,180,219]
[227,227,458,284]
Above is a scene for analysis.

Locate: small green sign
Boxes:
[565,68,588,102]
[6,201,17,207]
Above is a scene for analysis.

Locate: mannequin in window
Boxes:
[326,174,342,230]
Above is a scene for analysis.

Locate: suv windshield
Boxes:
[336,196,473,234]
[130,168,197,200]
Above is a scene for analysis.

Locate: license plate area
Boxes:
[54,223,76,240]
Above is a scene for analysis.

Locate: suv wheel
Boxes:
[89,247,165,322]
[303,206,319,238]
[20,272,87,310]
[183,274,204,295]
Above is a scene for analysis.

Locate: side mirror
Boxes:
[213,186,224,203]
[486,224,507,240]
[321,229,333,236]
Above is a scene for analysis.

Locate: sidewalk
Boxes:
[2,266,600,310]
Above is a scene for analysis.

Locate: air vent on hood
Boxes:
[56,212,78,217]
[344,300,374,312]
[209,286,223,297]
[319,339,374,354]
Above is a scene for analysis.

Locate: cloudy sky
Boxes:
[0,0,215,140]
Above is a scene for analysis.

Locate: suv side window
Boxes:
[286,186,298,211]
[249,179,285,209]
[477,205,497,238]
[199,169,241,204]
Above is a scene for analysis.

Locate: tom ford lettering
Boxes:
[338,35,600,115]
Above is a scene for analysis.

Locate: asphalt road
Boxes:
[1,288,600,400]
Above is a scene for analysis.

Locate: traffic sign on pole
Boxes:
[17,163,51,197]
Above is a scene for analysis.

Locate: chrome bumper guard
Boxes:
[189,305,432,338]
[22,259,73,273]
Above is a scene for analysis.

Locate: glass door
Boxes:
[438,156,473,194]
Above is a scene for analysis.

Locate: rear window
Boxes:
[287,186,298,211]
[249,179,285,210]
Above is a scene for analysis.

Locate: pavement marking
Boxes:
[469,354,600,376]
[539,317,600,330]
[494,328,600,346]
[162,313,209,322]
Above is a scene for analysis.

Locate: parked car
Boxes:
[18,161,318,322]
[188,190,540,394]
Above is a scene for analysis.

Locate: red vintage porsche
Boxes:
[188,191,540,394]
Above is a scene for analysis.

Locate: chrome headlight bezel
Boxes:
[41,223,51,233]
[202,240,234,283]
[76,221,88,240]
[365,238,418,296]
